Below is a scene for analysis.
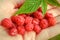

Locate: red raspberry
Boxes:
[38,7,42,12]
[8,28,17,36]
[19,14,26,18]
[45,13,54,19]
[33,25,41,34]
[25,23,34,31]
[32,18,39,25]
[39,19,48,29]
[17,26,25,35]
[0,22,1,25]
[26,13,32,16]
[15,3,21,9]
[33,11,43,19]
[25,16,33,24]
[48,18,56,26]
[11,16,25,26]
[15,0,25,9]
[1,18,13,29]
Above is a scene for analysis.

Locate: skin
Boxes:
[0,0,23,40]
[0,0,60,40]
[0,26,23,40]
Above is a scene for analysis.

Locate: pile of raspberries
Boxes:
[1,8,56,36]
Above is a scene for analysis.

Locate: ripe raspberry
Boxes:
[48,18,56,26]
[33,11,43,19]
[26,13,33,17]
[25,23,34,31]
[32,18,39,25]
[14,0,25,9]
[1,18,13,29]
[25,16,33,24]
[39,19,48,29]
[15,3,21,9]
[19,14,26,18]
[0,22,1,25]
[17,26,25,35]
[8,28,17,36]
[38,7,42,12]
[33,25,41,34]
[45,13,54,19]
[11,16,25,26]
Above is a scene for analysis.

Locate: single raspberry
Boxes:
[45,13,54,19]
[26,13,33,17]
[15,3,21,9]
[1,18,13,29]
[39,19,48,29]
[48,18,56,26]
[32,18,40,25]
[33,25,41,34]
[0,22,1,25]
[17,26,25,35]
[25,23,34,31]
[33,11,43,19]
[25,16,33,24]
[38,7,42,12]
[14,0,25,9]
[8,28,17,36]
[11,16,25,26]
[19,14,26,18]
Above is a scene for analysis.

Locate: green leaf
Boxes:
[47,0,60,7]
[41,0,47,15]
[48,34,60,40]
[16,0,41,14]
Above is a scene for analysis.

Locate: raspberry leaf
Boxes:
[16,0,41,14]
[15,0,60,15]
[46,0,60,7]
[41,0,47,15]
